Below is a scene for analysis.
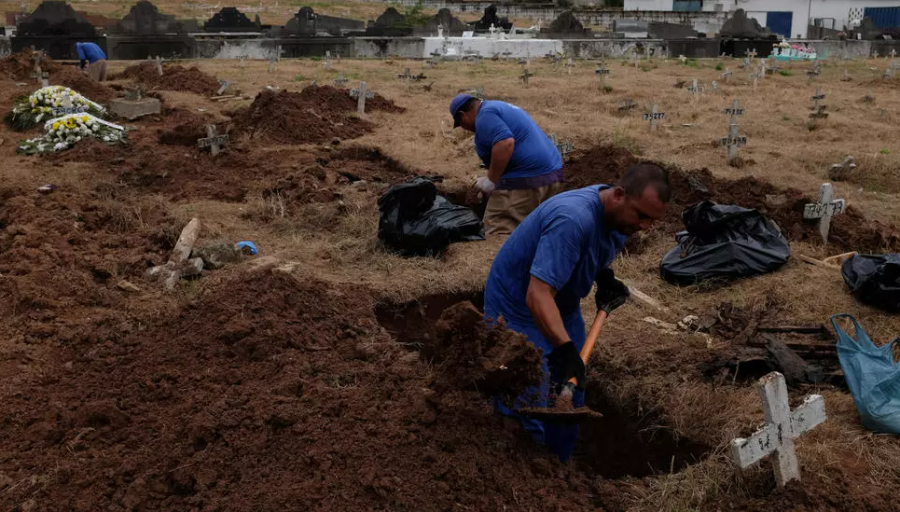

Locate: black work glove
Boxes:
[594,268,630,314]
[547,341,586,390]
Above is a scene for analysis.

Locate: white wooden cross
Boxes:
[721,67,732,82]
[891,49,898,59]
[731,372,826,488]
[712,80,718,91]
[32,70,48,87]
[565,58,574,75]
[828,156,857,181]
[155,56,164,77]
[643,103,664,131]
[804,183,845,243]
[197,124,228,156]
[349,81,374,114]
[325,50,332,69]
[719,99,747,165]
[687,78,702,95]
[520,67,534,86]
[757,60,767,81]
[746,48,758,59]
[334,73,348,86]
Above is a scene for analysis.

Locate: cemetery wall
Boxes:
[563,38,666,57]
[353,37,429,59]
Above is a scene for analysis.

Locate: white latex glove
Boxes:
[475,176,496,194]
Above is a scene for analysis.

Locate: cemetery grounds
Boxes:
[1,53,900,510]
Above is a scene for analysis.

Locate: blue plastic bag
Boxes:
[832,314,900,434]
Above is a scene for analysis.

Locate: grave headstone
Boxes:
[595,63,610,87]
[719,98,747,165]
[722,9,769,39]
[687,78,703,95]
[731,372,826,487]
[12,1,102,59]
[203,7,258,32]
[423,8,467,37]
[197,124,228,156]
[643,103,665,131]
[544,10,592,39]
[349,81,375,114]
[110,93,162,120]
[803,183,845,243]
[828,156,857,181]
[617,98,637,112]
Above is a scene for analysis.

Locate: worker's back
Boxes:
[473,100,562,180]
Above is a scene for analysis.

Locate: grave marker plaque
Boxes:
[643,103,664,131]
[719,99,747,165]
[197,124,228,155]
[803,183,845,243]
[349,81,375,114]
[809,88,828,120]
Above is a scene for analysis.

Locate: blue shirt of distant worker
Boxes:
[76,42,105,65]
[484,163,671,462]
[450,94,564,235]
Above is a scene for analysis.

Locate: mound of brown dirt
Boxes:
[0,50,60,81]
[114,62,220,95]
[432,302,543,398]
[0,269,598,511]
[53,67,117,104]
[0,185,175,345]
[230,86,404,145]
[564,144,900,253]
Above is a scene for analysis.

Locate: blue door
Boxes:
[864,7,900,29]
[767,11,793,38]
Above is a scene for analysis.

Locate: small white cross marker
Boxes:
[731,372,826,488]
[803,183,846,243]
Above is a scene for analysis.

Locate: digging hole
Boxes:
[576,382,712,479]
[375,291,484,353]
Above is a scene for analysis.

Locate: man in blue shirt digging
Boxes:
[485,162,670,462]
[450,94,563,235]
[76,42,108,82]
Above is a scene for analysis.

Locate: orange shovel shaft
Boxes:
[566,310,608,386]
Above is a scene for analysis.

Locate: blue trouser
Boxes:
[486,308,586,462]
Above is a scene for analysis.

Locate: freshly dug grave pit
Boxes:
[564,144,900,253]
[375,290,485,352]
[0,270,601,511]
[113,62,220,95]
[229,86,404,145]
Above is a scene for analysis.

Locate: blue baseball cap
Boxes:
[449,93,474,127]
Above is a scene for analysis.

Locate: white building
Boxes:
[624,0,900,38]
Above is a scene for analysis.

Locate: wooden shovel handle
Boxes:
[566,310,609,386]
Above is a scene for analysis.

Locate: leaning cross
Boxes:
[197,124,229,156]
[730,372,826,488]
[349,81,374,114]
[804,183,845,243]
[334,73,348,86]
[216,79,232,95]
[721,67,732,82]
[147,218,204,290]
[643,103,665,131]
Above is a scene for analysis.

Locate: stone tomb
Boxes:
[204,7,259,33]
[106,1,196,60]
[11,1,105,59]
[110,89,161,120]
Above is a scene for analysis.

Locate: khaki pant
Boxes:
[88,59,108,82]
[484,182,563,235]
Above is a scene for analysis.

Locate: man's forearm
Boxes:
[526,277,570,348]
[487,138,514,184]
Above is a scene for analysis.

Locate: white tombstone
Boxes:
[643,103,664,131]
[803,183,846,243]
[731,372,826,488]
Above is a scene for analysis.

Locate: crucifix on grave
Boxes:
[719,98,747,165]
[757,59,767,81]
[565,58,574,75]
[520,67,535,86]
[730,372,826,488]
[325,50,333,69]
[334,73,349,86]
[349,81,375,115]
[803,183,846,243]
[155,56,164,77]
[745,48,758,60]
[595,63,610,87]
[806,61,821,84]
[643,103,665,131]
[884,60,899,78]
[842,69,852,81]
[809,88,828,121]
[147,218,205,290]
[197,124,229,156]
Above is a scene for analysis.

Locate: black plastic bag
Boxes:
[841,254,900,312]
[660,201,791,286]
[378,177,485,257]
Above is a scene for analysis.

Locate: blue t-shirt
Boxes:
[474,101,562,180]
[76,42,106,64]
[484,185,626,351]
